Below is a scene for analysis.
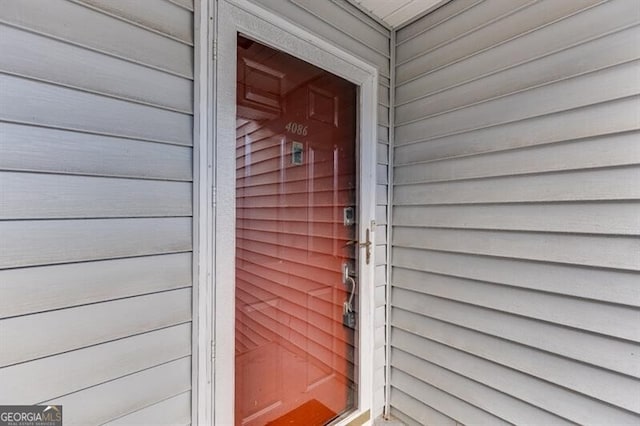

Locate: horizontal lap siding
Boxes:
[253,0,392,416]
[391,0,640,424]
[0,0,194,424]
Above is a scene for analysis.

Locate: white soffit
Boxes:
[350,0,445,27]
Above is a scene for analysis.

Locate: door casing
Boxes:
[200,0,379,424]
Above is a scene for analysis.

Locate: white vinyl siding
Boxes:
[390,0,640,424]
[0,0,194,424]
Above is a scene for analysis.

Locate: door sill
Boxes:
[332,409,371,426]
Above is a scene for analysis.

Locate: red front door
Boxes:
[235,35,358,425]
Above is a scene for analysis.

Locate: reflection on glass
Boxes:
[235,34,358,426]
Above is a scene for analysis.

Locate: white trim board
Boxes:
[212,0,379,424]
[383,27,396,420]
[193,0,215,425]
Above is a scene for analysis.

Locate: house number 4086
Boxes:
[285,121,308,136]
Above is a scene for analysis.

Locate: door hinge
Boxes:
[212,186,216,208]
[212,39,217,62]
[211,340,215,360]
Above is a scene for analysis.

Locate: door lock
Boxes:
[343,207,355,226]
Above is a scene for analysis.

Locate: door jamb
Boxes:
[193,0,216,425]
[203,0,379,424]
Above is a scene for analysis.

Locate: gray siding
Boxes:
[0,0,194,425]
[390,0,640,424]
[254,0,392,416]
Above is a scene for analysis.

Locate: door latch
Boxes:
[344,228,372,264]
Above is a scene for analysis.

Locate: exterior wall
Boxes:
[251,0,392,417]
[390,0,640,424]
[0,1,194,424]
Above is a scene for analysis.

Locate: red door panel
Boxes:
[235,35,358,426]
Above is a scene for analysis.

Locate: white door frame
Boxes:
[204,0,379,423]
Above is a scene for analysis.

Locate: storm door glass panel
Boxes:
[235,35,358,426]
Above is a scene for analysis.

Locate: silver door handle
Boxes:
[343,229,371,264]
